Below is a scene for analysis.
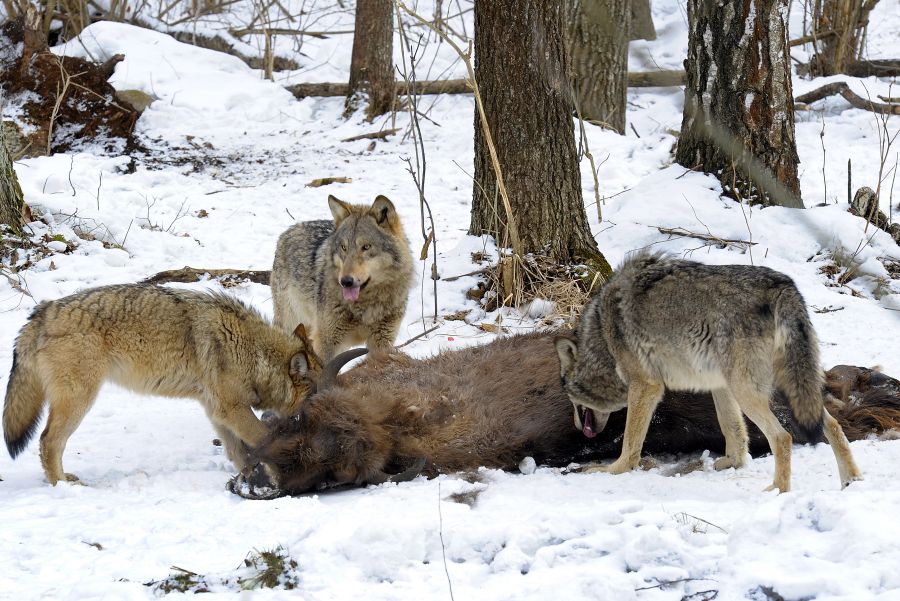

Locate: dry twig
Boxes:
[656,226,757,250]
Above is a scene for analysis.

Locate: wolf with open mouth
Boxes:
[555,251,862,492]
[270,194,414,362]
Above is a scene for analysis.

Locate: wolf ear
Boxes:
[554,336,578,371]
[328,195,352,226]
[291,324,320,370]
[289,352,309,386]
[370,195,400,231]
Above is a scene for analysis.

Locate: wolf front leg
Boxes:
[315,316,354,362]
[585,379,665,475]
[212,423,255,474]
[202,393,271,475]
[368,314,403,355]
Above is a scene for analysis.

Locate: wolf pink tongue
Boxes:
[342,286,361,301]
[582,408,598,438]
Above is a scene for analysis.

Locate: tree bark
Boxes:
[567,0,631,133]
[345,0,394,121]
[630,0,657,41]
[471,0,601,266]
[1,136,25,233]
[675,0,802,208]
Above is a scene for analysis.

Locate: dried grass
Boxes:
[477,252,604,325]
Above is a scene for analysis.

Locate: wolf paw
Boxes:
[582,464,609,474]
[49,473,84,486]
[841,475,864,489]
[763,482,789,494]
[584,460,637,475]
[713,455,745,471]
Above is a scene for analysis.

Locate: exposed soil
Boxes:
[0,17,140,157]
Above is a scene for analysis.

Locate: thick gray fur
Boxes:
[270,195,413,361]
[557,251,862,492]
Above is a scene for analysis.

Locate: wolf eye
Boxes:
[362,244,371,251]
[340,243,347,252]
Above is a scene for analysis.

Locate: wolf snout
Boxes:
[339,276,369,302]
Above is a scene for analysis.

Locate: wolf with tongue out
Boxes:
[271,194,414,362]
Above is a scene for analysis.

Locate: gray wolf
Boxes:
[3,283,319,485]
[270,194,414,361]
[555,252,862,492]
[230,329,889,498]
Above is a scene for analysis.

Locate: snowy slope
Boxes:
[2,1,900,599]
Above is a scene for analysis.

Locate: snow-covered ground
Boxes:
[2,1,900,599]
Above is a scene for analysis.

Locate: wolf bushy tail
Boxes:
[773,285,825,443]
[4,322,46,458]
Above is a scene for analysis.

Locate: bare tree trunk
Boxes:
[675,0,802,208]
[1,137,25,233]
[345,0,394,121]
[471,0,602,266]
[630,0,657,41]
[567,0,630,133]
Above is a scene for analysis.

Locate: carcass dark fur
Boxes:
[243,332,900,496]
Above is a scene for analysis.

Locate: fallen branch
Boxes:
[143,266,271,285]
[287,70,686,99]
[789,30,837,47]
[306,176,352,187]
[795,82,900,115]
[442,267,491,282]
[788,20,868,47]
[1,270,33,298]
[627,70,685,87]
[341,128,400,142]
[167,30,299,71]
[289,79,469,99]
[229,27,353,38]
[842,59,900,77]
[657,226,757,249]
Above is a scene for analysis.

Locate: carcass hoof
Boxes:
[226,463,285,500]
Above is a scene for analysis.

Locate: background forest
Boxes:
[1,0,900,599]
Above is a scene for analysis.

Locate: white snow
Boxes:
[2,1,900,599]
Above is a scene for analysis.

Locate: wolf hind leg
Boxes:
[39,378,102,486]
[586,378,664,475]
[732,383,792,492]
[821,410,862,488]
[711,388,749,471]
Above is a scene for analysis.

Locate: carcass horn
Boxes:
[319,347,369,390]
